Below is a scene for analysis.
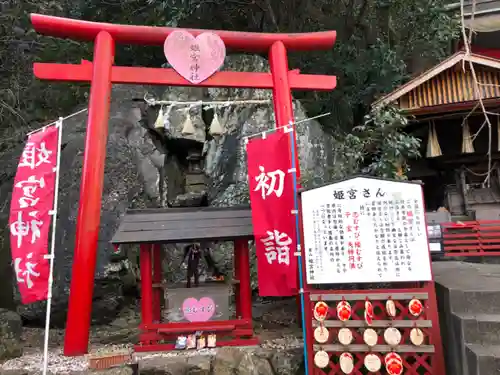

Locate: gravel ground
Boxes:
[0,299,302,374]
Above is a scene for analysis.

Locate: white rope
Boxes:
[144,94,271,109]
[243,112,331,141]
[26,108,88,136]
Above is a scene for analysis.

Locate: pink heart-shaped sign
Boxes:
[164,30,226,84]
[182,297,216,322]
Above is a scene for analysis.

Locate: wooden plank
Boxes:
[126,206,250,215]
[309,292,429,301]
[158,324,235,334]
[34,63,337,91]
[31,14,337,52]
[120,217,253,232]
[122,209,252,223]
[311,320,432,328]
[141,319,250,330]
[313,344,435,353]
[111,225,254,244]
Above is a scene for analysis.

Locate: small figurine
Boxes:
[197,335,206,350]
[175,335,187,349]
[182,244,201,288]
[207,334,217,348]
[186,334,196,349]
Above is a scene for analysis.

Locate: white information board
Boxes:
[301,177,432,284]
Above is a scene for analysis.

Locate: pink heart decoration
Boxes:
[164,30,226,84]
[182,297,216,322]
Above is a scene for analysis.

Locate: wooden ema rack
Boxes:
[304,282,446,375]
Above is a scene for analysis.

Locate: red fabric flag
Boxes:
[9,125,59,304]
[247,130,298,296]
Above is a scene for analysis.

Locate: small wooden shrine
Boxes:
[373,51,500,220]
[111,206,258,352]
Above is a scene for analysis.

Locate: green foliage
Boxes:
[0,0,90,153]
[0,0,459,142]
[301,106,421,188]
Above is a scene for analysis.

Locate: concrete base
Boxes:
[434,261,500,375]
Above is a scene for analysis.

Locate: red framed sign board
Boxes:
[299,176,446,375]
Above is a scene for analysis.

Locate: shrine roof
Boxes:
[111,206,254,244]
[372,51,500,114]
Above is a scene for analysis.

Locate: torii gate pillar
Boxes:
[30,14,336,356]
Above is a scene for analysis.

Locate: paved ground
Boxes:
[433,260,500,291]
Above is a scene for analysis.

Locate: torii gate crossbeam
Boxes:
[30,13,337,356]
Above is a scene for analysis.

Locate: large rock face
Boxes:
[0,308,22,360]
[0,54,334,326]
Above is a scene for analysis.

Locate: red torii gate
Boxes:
[30,13,337,356]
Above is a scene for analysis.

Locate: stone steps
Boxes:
[448,290,500,314]
[454,313,500,345]
[433,261,500,375]
[465,344,500,375]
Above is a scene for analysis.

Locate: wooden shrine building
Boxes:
[373,51,500,221]
[111,206,258,352]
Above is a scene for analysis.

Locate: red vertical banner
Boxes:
[247,130,297,296]
[9,125,59,304]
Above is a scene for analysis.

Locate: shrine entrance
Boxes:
[29,13,337,356]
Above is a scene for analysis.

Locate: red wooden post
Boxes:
[140,244,154,326]
[63,31,114,356]
[152,244,162,322]
[233,241,242,318]
[236,240,252,323]
[269,41,304,323]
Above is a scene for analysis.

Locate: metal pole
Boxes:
[64,31,114,356]
[42,117,63,375]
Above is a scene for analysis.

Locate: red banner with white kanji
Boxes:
[247,130,298,296]
[9,125,59,304]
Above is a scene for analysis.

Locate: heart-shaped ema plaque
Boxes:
[182,297,216,322]
[164,30,226,84]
